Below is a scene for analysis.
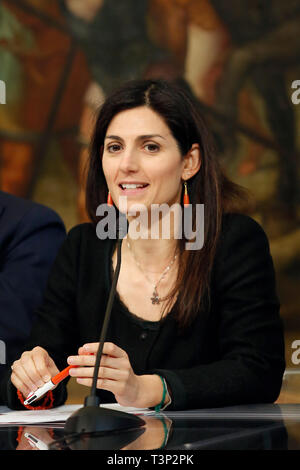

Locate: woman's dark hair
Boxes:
[86,78,251,330]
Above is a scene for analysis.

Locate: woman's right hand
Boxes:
[10,346,60,399]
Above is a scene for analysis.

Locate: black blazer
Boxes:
[0,191,66,384]
[0,212,285,410]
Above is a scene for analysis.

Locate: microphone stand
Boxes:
[64,218,145,435]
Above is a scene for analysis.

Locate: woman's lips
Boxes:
[118,184,149,196]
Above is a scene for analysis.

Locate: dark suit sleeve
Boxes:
[152,214,285,410]
[0,205,66,369]
[0,225,80,409]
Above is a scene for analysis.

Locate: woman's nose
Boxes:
[118,147,139,172]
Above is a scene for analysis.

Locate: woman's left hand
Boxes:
[67,342,146,408]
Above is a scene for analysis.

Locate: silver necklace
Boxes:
[126,239,177,305]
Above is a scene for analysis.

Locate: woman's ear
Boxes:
[181,143,201,181]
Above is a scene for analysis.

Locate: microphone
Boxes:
[65,215,145,435]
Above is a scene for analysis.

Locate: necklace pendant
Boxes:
[151,289,160,305]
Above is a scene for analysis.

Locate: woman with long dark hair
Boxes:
[2,79,285,411]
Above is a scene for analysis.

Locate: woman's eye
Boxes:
[145,143,159,152]
[107,144,121,153]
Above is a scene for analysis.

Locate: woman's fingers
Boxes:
[75,378,109,389]
[11,370,33,398]
[32,347,59,380]
[68,342,128,369]
[68,354,95,367]
[67,342,141,407]
[10,346,59,398]
[69,365,128,381]
[80,342,127,358]
[75,377,125,396]
[18,352,45,389]
[67,352,124,370]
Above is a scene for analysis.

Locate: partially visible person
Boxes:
[0,191,66,388]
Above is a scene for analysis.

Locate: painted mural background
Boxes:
[0,1,299,381]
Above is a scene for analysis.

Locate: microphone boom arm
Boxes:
[87,237,122,405]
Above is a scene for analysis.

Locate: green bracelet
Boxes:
[158,417,170,449]
[155,375,167,413]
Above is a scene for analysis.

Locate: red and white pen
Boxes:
[24,365,76,406]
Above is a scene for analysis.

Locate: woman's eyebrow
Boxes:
[105,134,166,141]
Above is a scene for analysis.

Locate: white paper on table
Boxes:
[0,403,154,426]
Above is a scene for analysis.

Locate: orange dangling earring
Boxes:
[107,191,113,206]
[183,180,190,206]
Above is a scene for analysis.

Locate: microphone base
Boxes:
[64,404,145,435]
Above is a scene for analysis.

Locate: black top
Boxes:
[0,213,285,410]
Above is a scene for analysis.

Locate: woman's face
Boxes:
[102,106,186,215]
